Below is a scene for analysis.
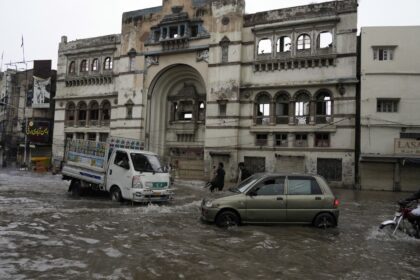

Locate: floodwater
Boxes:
[0,170,419,280]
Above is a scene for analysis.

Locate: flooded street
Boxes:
[0,170,419,280]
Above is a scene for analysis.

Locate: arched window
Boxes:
[104,57,113,70]
[275,93,289,124]
[65,102,76,126]
[68,61,76,74]
[255,93,271,125]
[91,59,99,71]
[258,38,272,55]
[297,34,311,50]
[196,9,205,17]
[89,101,99,126]
[80,60,88,72]
[198,101,206,121]
[277,36,291,53]
[77,102,87,127]
[101,100,111,126]
[318,31,333,49]
[316,91,332,124]
[295,92,310,125]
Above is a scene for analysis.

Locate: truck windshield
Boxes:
[130,153,166,173]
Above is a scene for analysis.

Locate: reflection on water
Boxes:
[0,171,419,279]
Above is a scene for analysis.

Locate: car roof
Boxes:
[253,172,319,178]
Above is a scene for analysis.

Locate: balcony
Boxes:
[316,115,333,124]
[295,116,310,125]
[276,116,289,125]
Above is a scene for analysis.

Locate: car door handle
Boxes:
[276,197,284,201]
[109,169,112,175]
[315,197,322,200]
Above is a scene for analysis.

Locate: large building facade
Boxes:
[53,0,358,186]
[360,26,420,192]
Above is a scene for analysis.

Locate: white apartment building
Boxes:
[360,26,420,191]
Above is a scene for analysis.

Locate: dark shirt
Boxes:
[241,168,252,181]
[212,167,225,189]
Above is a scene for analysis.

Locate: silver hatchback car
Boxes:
[201,173,340,227]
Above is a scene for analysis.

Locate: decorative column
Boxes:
[309,99,316,125]
[289,101,295,125]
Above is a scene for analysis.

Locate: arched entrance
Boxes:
[146,64,207,180]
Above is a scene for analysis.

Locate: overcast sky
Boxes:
[1,0,420,70]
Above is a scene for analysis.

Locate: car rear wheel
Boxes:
[215,210,240,228]
[110,186,123,202]
[313,213,336,228]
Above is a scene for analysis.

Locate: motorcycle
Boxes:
[379,200,420,239]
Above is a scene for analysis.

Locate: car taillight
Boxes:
[333,198,340,208]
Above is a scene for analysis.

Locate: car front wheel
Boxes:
[215,210,240,228]
[313,213,336,228]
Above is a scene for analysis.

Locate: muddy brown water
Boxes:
[0,170,419,280]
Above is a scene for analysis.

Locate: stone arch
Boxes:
[146,64,207,158]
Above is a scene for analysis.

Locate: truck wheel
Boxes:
[70,180,81,197]
[110,187,123,202]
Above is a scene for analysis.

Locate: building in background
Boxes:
[360,26,420,191]
[0,60,56,169]
[53,0,358,186]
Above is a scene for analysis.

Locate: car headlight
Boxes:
[205,200,214,208]
[132,176,143,189]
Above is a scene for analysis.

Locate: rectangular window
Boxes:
[76,133,85,140]
[315,133,330,147]
[244,156,266,174]
[294,134,308,147]
[99,133,109,142]
[317,158,342,182]
[65,133,73,140]
[219,103,227,117]
[373,47,395,61]
[87,133,96,141]
[377,99,399,113]
[275,133,288,147]
[256,134,268,146]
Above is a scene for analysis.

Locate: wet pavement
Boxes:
[0,169,419,280]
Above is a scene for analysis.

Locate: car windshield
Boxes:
[230,174,261,193]
[130,153,166,173]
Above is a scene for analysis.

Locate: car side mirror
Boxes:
[248,191,257,197]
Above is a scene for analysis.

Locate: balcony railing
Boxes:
[89,119,99,127]
[101,119,110,127]
[255,116,270,126]
[276,116,289,125]
[295,116,310,125]
[316,115,333,124]
[256,139,268,146]
[77,120,87,127]
[294,140,308,148]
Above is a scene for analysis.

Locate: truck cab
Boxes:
[106,149,173,203]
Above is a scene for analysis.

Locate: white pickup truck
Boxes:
[62,137,173,203]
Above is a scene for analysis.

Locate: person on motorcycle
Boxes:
[401,188,420,218]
